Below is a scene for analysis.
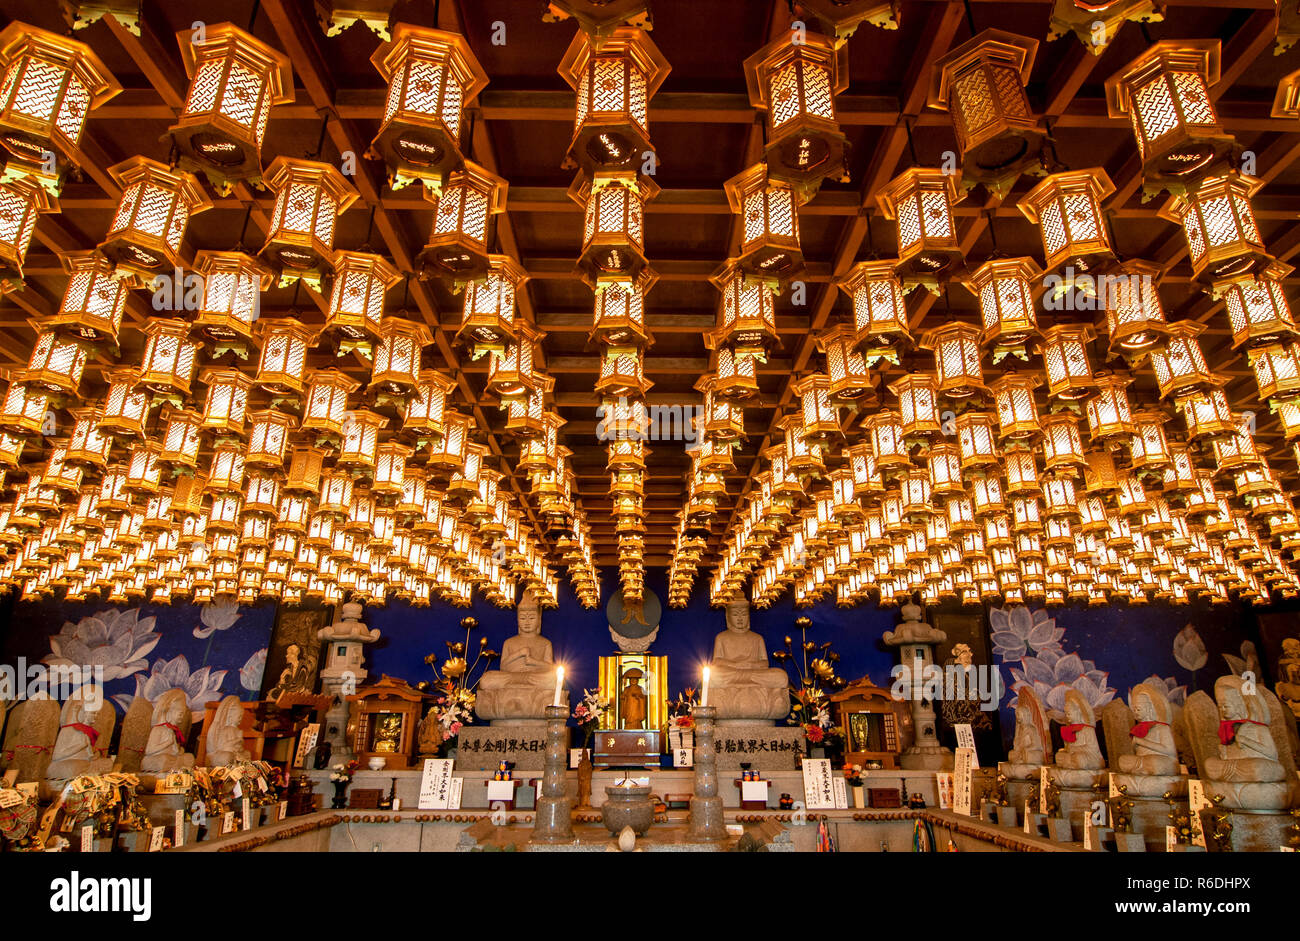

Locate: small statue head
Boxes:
[724,600,750,633]
[952,643,973,668]
[1283,637,1300,658]
[517,591,541,635]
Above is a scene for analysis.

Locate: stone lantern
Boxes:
[317,601,381,759]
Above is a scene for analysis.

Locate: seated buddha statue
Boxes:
[476,591,564,726]
[708,601,790,725]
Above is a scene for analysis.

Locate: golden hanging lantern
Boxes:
[319,250,402,352]
[793,373,840,440]
[816,324,874,403]
[370,317,433,399]
[744,28,849,188]
[196,367,253,439]
[707,259,780,358]
[0,174,53,284]
[1084,373,1135,442]
[1040,412,1086,472]
[696,374,745,443]
[876,167,964,288]
[402,370,457,439]
[778,412,825,476]
[137,318,199,399]
[190,250,272,354]
[1018,168,1115,288]
[835,259,911,363]
[1147,321,1216,398]
[301,368,361,441]
[369,24,488,187]
[1222,262,1299,350]
[1104,40,1234,198]
[927,29,1042,196]
[65,407,109,468]
[1158,173,1272,288]
[1045,0,1164,58]
[0,372,49,437]
[989,373,1041,441]
[862,409,909,470]
[558,25,669,176]
[920,322,988,399]
[795,1,900,40]
[158,407,202,471]
[338,409,386,473]
[97,367,148,438]
[954,411,1000,470]
[50,250,127,344]
[927,443,965,496]
[1248,342,1300,402]
[259,157,358,288]
[254,317,315,398]
[570,170,658,285]
[504,379,554,439]
[418,160,507,285]
[1129,410,1172,472]
[0,22,120,190]
[1036,324,1096,401]
[24,329,87,397]
[888,372,942,438]
[1175,386,1235,444]
[486,322,543,400]
[98,156,211,283]
[595,343,652,398]
[591,268,655,347]
[961,256,1041,361]
[427,410,471,472]
[457,254,525,358]
[166,22,293,191]
[1101,259,1170,355]
[724,162,805,285]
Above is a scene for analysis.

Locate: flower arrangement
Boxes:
[329,760,359,784]
[572,688,610,747]
[844,764,863,787]
[426,686,476,744]
[417,616,499,747]
[775,618,845,758]
[666,688,696,727]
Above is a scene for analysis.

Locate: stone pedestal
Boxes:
[883,604,952,772]
[1129,795,1184,851]
[1003,773,1036,814]
[530,706,573,845]
[687,705,725,841]
[1057,786,1101,842]
[319,678,355,760]
[710,723,805,771]
[454,727,553,771]
[1211,810,1295,852]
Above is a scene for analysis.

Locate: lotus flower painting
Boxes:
[111,654,229,721]
[43,609,161,682]
[991,605,1116,722]
[240,648,268,693]
[193,602,243,639]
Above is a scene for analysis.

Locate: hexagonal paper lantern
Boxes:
[370,317,434,399]
[1222,263,1298,350]
[98,156,211,283]
[815,323,874,404]
[369,24,487,187]
[1084,374,1135,442]
[570,170,657,285]
[559,25,669,176]
[863,409,909,470]
[990,373,1041,441]
[725,163,804,285]
[199,367,254,437]
[137,318,199,399]
[402,369,457,439]
[595,343,652,398]
[338,410,386,473]
[301,368,360,441]
[707,259,780,358]
[158,407,202,471]
[744,28,849,188]
[25,329,87,396]
[888,372,942,438]
[259,157,359,288]
[457,254,525,357]
[418,161,507,285]
[1018,168,1115,284]
[591,268,655,347]
[835,259,911,362]
[50,250,127,344]
[1102,259,1170,355]
[0,22,120,189]
[877,167,964,287]
[961,256,1041,360]
[1147,321,1216,398]
[0,174,53,284]
[1248,342,1300,403]
[254,317,315,398]
[793,373,840,440]
[920,321,988,399]
[486,322,543,400]
[1036,324,1096,400]
[1129,410,1172,472]
[927,29,1042,196]
[323,251,402,350]
[954,411,999,470]
[167,22,293,191]
[1105,40,1235,197]
[1174,385,1235,444]
[191,250,272,353]
[97,367,148,438]
[1158,173,1272,287]
[0,372,49,437]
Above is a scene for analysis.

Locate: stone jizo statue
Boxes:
[205,695,251,766]
[707,601,788,724]
[45,687,114,798]
[476,591,565,726]
[1051,689,1104,789]
[1002,684,1050,780]
[140,688,194,779]
[1109,682,1185,798]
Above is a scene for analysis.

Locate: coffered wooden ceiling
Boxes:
[3,0,1300,570]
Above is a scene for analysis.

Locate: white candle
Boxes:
[553,666,564,706]
[701,666,710,707]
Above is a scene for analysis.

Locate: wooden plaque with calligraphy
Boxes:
[592,729,662,769]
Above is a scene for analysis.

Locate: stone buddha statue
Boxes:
[708,601,789,724]
[1187,675,1298,811]
[1051,689,1105,789]
[1110,681,1185,798]
[476,591,564,726]
[1001,685,1050,781]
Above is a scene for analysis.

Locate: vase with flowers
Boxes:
[418,616,499,757]
[328,760,359,809]
[572,688,610,807]
[773,616,847,763]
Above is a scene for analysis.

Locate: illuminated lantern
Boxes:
[816,324,873,403]
[1036,324,1096,400]
[1129,410,1172,471]
[1084,374,1135,442]
[403,370,457,439]
[191,250,271,353]
[65,407,109,468]
[166,22,293,191]
[0,175,52,283]
[927,29,1042,196]
[25,330,87,396]
[724,163,804,284]
[260,157,358,288]
[876,167,963,287]
[0,373,48,437]
[301,369,361,441]
[97,367,148,438]
[204,445,245,495]
[427,410,471,472]
[1039,412,1086,473]
[158,408,202,471]
[0,22,120,188]
[954,412,999,470]
[796,1,900,40]
[1147,321,1216,398]
[708,260,779,357]
[595,344,651,398]
[888,373,941,438]
[1018,168,1115,286]
[834,259,911,364]
[1004,451,1041,495]
[1222,263,1298,349]
[199,368,254,437]
[778,412,824,476]
[863,410,910,470]
[1104,40,1234,196]
[457,254,525,355]
[50,251,127,344]
[320,251,402,352]
[793,373,840,441]
[571,170,658,285]
[696,374,744,443]
[1158,174,1272,287]
[559,25,669,175]
[592,268,655,347]
[707,345,761,402]
[989,373,1041,441]
[1174,386,1235,443]
[339,409,386,475]
[1102,259,1169,355]
[137,319,199,399]
[486,322,543,400]
[419,161,507,284]
[371,317,433,399]
[254,318,315,398]
[927,443,964,496]
[1248,342,1300,402]
[920,322,988,399]
[1045,0,1163,57]
[98,156,211,283]
[744,28,848,187]
[961,256,1041,360]
[246,409,295,468]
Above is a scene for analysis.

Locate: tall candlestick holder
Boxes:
[688,704,726,841]
[530,704,574,844]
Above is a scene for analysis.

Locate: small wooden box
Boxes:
[867,788,902,808]
[592,729,661,769]
[665,793,691,811]
[348,788,384,809]
[733,779,769,810]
